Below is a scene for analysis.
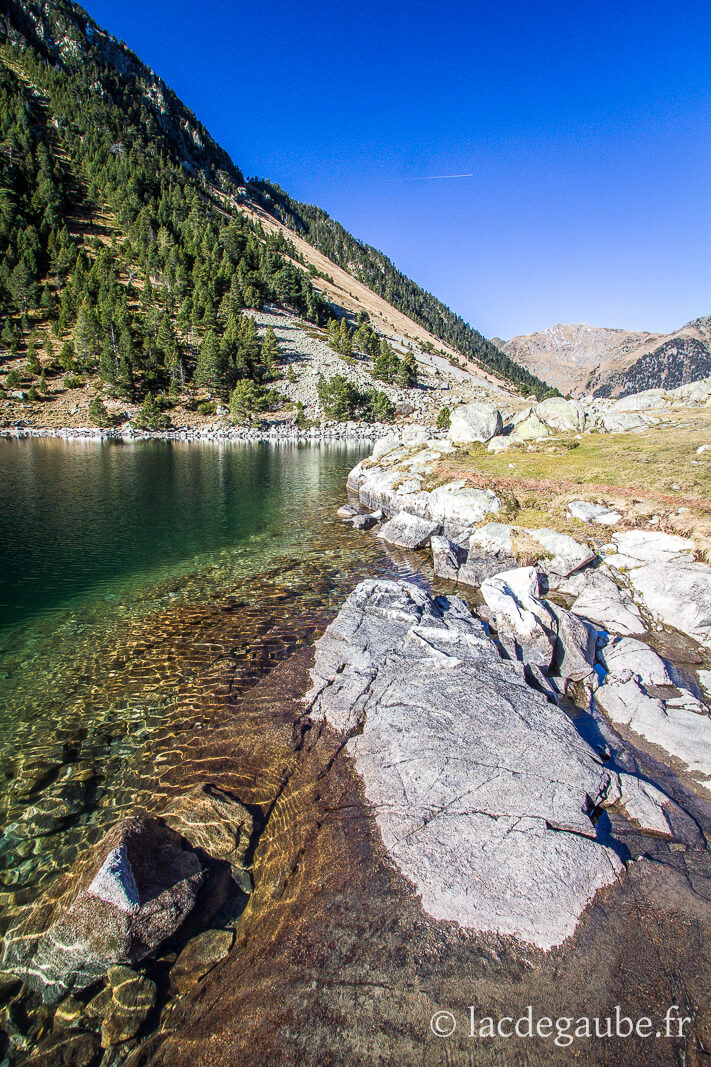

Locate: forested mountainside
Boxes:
[495,317,711,398]
[0,0,549,433]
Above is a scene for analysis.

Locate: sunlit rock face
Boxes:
[306,579,622,950]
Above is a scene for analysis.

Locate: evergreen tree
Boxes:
[396,351,417,388]
[194,328,224,392]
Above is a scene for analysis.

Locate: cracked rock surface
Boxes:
[305,579,622,949]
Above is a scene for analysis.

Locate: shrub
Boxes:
[6,368,21,388]
[88,396,113,427]
[437,406,451,430]
[198,400,216,416]
[133,393,170,430]
[63,373,83,389]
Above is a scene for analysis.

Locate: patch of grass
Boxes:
[444,414,711,505]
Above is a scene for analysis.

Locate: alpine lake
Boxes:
[0,438,429,948]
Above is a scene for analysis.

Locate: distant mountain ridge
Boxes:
[493,317,711,397]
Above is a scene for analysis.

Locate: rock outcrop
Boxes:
[605,531,711,649]
[305,579,622,950]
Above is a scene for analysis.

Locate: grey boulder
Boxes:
[528,528,596,577]
[568,500,621,526]
[378,511,440,549]
[430,535,462,581]
[571,570,647,636]
[305,579,622,950]
[480,566,556,668]
[536,396,586,433]
[447,402,503,444]
[549,602,598,683]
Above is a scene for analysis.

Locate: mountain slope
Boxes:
[0,0,549,436]
[494,317,711,397]
[247,180,549,396]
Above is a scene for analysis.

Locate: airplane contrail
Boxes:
[404,173,474,181]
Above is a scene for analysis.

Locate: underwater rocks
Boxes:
[305,579,622,950]
[2,817,204,1000]
[161,783,253,891]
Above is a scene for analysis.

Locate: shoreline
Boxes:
[0,420,398,444]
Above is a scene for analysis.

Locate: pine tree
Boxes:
[25,335,40,375]
[396,351,417,388]
[338,316,353,356]
[194,329,224,392]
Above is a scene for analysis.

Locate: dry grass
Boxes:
[431,411,711,558]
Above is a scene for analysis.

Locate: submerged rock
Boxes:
[169,928,234,995]
[102,965,157,1047]
[305,579,622,950]
[161,784,253,881]
[2,817,204,1000]
[349,513,378,531]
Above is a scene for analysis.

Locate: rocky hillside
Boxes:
[494,316,711,397]
[0,0,550,442]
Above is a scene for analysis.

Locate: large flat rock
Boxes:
[305,580,622,950]
[624,561,711,650]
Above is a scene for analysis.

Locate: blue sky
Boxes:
[88,0,711,339]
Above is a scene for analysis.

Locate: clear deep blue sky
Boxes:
[88,0,711,339]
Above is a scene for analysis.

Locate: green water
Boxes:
[0,438,366,631]
[0,438,429,939]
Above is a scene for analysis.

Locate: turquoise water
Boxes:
[0,438,429,942]
[0,438,366,631]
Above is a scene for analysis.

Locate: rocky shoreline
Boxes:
[0,420,396,444]
[2,412,711,1064]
